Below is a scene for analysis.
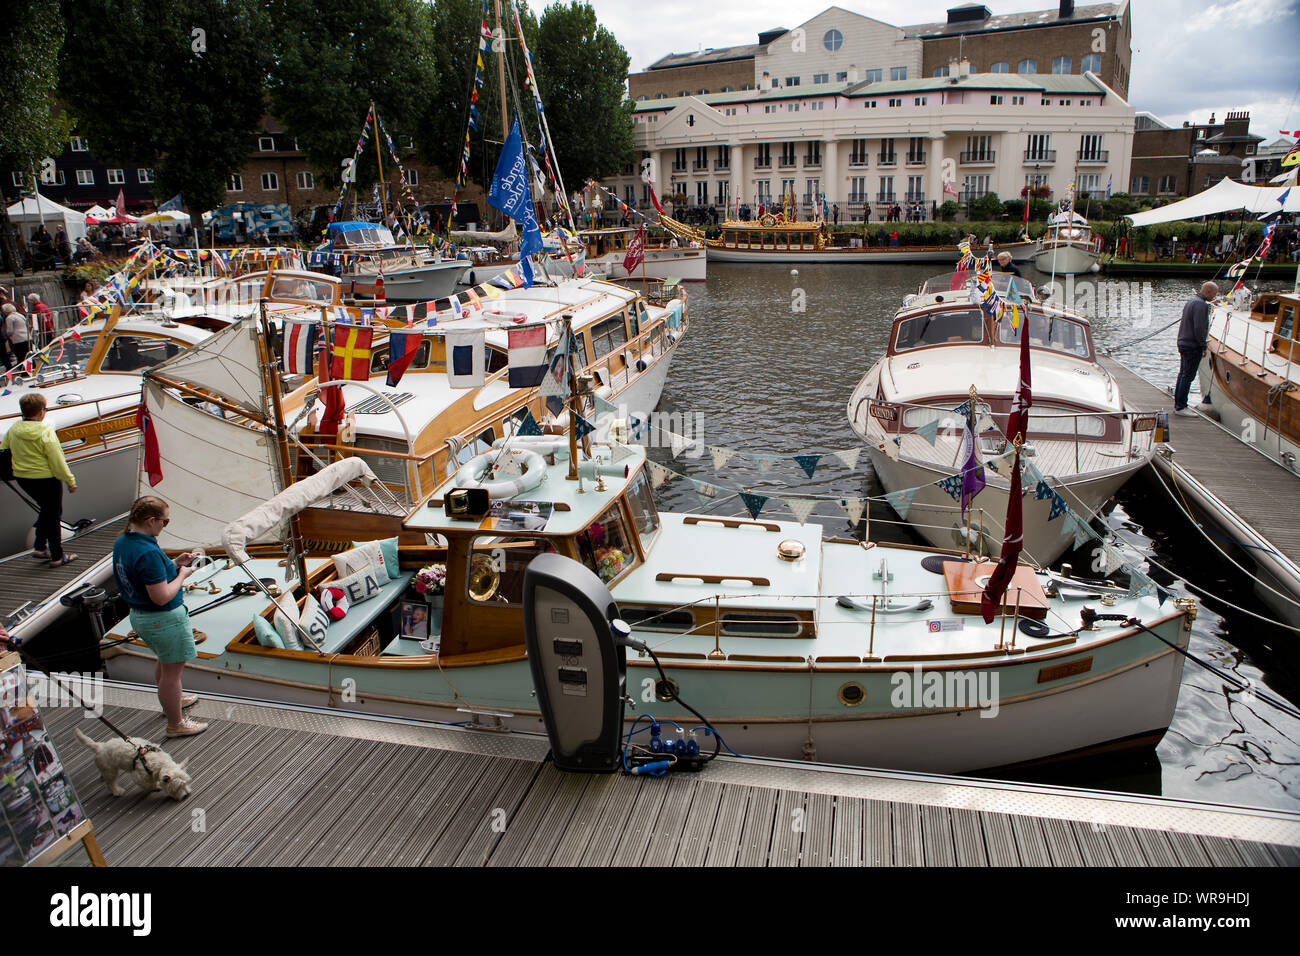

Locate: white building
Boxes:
[609,68,1134,221]
[754,8,922,93]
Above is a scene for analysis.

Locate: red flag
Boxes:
[318,340,344,438]
[1006,306,1033,445]
[385,331,421,388]
[136,399,163,487]
[623,226,645,273]
[980,448,1023,623]
[331,324,374,381]
[115,189,126,221]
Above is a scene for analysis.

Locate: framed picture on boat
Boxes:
[400,601,430,640]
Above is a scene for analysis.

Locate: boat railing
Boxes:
[850,395,1162,473]
[0,388,141,425]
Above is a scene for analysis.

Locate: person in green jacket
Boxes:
[1,393,77,566]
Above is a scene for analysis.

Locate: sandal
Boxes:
[32,550,49,560]
[165,718,208,738]
[180,694,199,709]
[48,554,78,568]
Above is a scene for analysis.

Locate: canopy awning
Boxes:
[1126,178,1299,227]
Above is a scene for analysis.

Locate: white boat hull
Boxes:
[707,246,957,264]
[1032,243,1100,275]
[589,248,707,282]
[346,259,467,301]
[0,444,137,556]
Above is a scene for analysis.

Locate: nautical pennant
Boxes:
[514,408,544,437]
[507,325,548,388]
[573,412,596,441]
[833,448,861,471]
[785,498,818,525]
[885,488,917,520]
[331,325,373,382]
[445,329,486,389]
[739,491,768,520]
[1047,492,1069,521]
[839,498,866,526]
[876,438,901,460]
[385,331,422,388]
[710,446,737,470]
[282,318,319,375]
[647,461,672,488]
[914,419,940,445]
[793,454,822,478]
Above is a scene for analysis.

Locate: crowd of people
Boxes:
[0,289,59,369]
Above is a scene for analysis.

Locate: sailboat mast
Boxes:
[494,0,510,147]
[259,305,310,594]
[372,102,388,222]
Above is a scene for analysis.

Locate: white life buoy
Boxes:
[491,434,569,455]
[320,585,350,621]
[454,448,547,499]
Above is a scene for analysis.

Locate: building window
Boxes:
[814,73,829,84]
[878,176,895,202]
[888,98,901,108]
[786,103,799,112]
[1081,54,1101,73]
[849,139,869,165]
[836,71,848,82]
[76,169,94,186]
[1079,134,1105,161]
[864,69,882,84]
[810,101,825,110]
[258,136,275,151]
[933,67,948,77]
[824,29,843,51]
[261,172,278,191]
[1131,176,1150,194]
[1018,59,1037,73]
[864,100,877,109]
[10,172,22,187]
[296,171,314,189]
[1080,98,1091,106]
[764,104,777,114]
[890,67,907,81]
[44,170,66,186]
[850,176,866,202]
[1012,95,1025,105]
[1042,98,1052,106]
[138,168,154,183]
[914,96,927,106]
[70,137,88,152]
[229,174,243,192]
[1052,56,1072,74]
[107,168,124,185]
[1077,173,1101,196]
[724,107,737,116]
[1026,134,1052,161]
[991,62,1009,73]
[402,168,418,186]
[785,76,800,87]
[1059,99,1072,106]
[990,95,1003,105]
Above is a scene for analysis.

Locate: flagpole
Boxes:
[260,304,310,594]
[372,102,388,222]
[563,313,579,481]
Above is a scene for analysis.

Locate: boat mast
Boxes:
[372,102,388,223]
[259,303,311,594]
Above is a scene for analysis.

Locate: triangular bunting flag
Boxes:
[793,454,822,479]
[710,446,737,470]
[1035,479,1054,501]
[739,491,768,520]
[751,452,778,473]
[915,420,940,445]
[572,412,595,441]
[692,479,719,499]
[876,438,900,461]
[840,498,866,526]
[785,498,818,525]
[833,448,861,471]
[977,411,998,433]
[1047,492,1068,521]
[647,461,672,489]
[935,474,965,502]
[515,408,544,436]
[669,432,689,458]
[885,488,918,520]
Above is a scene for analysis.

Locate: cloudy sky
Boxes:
[587,0,1300,143]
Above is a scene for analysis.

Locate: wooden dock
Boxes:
[0,514,125,626]
[43,684,1300,867]
[1099,355,1300,619]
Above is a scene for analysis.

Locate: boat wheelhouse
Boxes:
[707,215,954,264]
[1032,210,1101,275]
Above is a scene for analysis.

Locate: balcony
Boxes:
[958,191,991,203]
[959,151,996,165]
[848,155,869,167]
[753,158,772,169]
[1023,149,1057,164]
[877,153,897,166]
[671,162,687,172]
[778,158,797,169]
[876,192,897,203]
[714,158,730,170]
[1077,150,1109,164]
[905,193,926,203]
[905,152,926,166]
[692,161,708,171]
[803,157,822,169]
[848,193,869,203]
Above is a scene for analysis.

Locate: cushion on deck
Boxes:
[314,570,414,654]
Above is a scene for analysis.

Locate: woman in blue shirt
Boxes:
[113,496,206,737]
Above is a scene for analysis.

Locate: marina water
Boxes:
[649,261,1300,811]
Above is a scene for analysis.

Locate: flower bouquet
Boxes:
[414,563,447,596]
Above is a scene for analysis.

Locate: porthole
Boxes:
[838,681,866,707]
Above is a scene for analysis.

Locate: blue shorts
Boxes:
[129,605,197,664]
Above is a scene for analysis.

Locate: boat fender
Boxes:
[454,448,547,499]
[636,359,647,373]
[320,585,350,621]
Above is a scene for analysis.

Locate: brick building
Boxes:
[628,38,768,101]
[1130,110,1264,200]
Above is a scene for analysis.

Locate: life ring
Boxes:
[454,448,547,499]
[320,585,350,621]
[492,434,569,455]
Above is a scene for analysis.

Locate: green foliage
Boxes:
[532,2,635,186]
[59,0,272,221]
[1098,191,1140,221]
[937,201,959,222]
[267,0,438,193]
[0,0,72,180]
[63,257,128,285]
[966,191,1002,221]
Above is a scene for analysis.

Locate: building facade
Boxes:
[2,136,156,212]
[1130,110,1264,200]
[609,71,1133,221]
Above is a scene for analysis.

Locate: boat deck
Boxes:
[0,514,126,624]
[44,684,1300,867]
[1097,356,1300,571]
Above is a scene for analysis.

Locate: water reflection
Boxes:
[651,261,1299,810]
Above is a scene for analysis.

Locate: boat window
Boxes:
[576,501,637,584]
[627,305,640,337]
[1028,406,1107,437]
[620,607,695,633]
[637,300,650,330]
[720,612,803,637]
[1279,306,1295,341]
[486,346,509,373]
[997,313,1091,358]
[101,335,182,373]
[590,315,627,360]
[368,342,432,375]
[894,310,984,351]
[1259,297,1280,319]
[901,405,968,430]
[466,535,556,606]
[269,276,331,301]
[624,467,660,544]
[67,335,99,371]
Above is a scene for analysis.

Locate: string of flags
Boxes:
[449,2,492,222]
[326,103,376,236]
[1225,221,1278,292]
[513,4,576,233]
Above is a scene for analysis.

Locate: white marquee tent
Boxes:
[1126,177,1299,227]
[5,194,89,243]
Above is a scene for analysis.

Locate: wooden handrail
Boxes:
[682,516,780,532]
[655,572,771,586]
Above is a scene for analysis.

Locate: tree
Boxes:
[967,191,1002,222]
[267,0,438,198]
[60,0,273,231]
[0,0,71,273]
[532,2,634,186]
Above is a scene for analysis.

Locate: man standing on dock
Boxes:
[1174,281,1218,417]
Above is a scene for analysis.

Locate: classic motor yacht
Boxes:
[573,227,707,282]
[320,221,469,302]
[1199,286,1300,471]
[90,427,1194,775]
[706,214,955,264]
[1031,210,1101,275]
[0,269,341,557]
[848,270,1158,566]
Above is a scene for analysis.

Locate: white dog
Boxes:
[74,728,193,801]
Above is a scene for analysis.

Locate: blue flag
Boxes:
[488,118,544,288]
[159,193,183,212]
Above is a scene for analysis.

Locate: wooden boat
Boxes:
[93,429,1193,774]
[0,269,341,557]
[573,227,706,282]
[848,270,1158,565]
[706,214,956,264]
[1031,211,1101,275]
[322,222,468,301]
[1200,286,1300,471]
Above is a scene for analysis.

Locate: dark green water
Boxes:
[650,260,1300,811]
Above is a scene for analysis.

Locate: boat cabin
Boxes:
[713,220,831,252]
[1255,292,1300,361]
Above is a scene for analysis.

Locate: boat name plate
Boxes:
[1037,656,1093,683]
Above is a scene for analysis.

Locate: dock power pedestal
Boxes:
[523,553,635,772]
